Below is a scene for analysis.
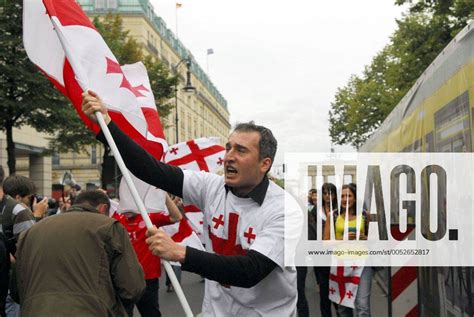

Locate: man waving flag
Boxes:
[23,0,167,159]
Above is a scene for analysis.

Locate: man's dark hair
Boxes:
[308,189,317,195]
[3,176,36,198]
[233,121,277,171]
[0,166,4,187]
[74,190,110,210]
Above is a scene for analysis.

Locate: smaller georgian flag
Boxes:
[329,259,364,308]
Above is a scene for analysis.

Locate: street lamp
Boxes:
[174,57,196,143]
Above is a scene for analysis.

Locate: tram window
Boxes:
[426,132,434,152]
[452,139,464,152]
[413,139,422,152]
[439,142,452,152]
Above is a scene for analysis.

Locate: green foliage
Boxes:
[0,0,78,173]
[143,55,178,120]
[92,13,143,64]
[329,0,474,148]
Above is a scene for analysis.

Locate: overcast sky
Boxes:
[149,0,407,166]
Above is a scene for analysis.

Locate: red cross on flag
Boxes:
[164,137,225,239]
[164,137,225,173]
[23,0,167,160]
[329,259,364,308]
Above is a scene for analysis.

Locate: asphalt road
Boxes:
[137,268,389,316]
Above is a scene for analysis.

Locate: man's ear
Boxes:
[260,157,272,174]
[97,203,109,216]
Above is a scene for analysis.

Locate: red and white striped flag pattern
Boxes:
[329,260,364,308]
[23,0,167,160]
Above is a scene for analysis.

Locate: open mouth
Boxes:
[225,165,238,176]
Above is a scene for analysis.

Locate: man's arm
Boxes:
[145,227,277,288]
[96,122,184,197]
[183,247,277,288]
[165,194,182,223]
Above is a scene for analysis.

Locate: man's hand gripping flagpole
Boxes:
[45,14,194,317]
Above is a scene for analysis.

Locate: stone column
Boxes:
[29,154,52,196]
[0,138,9,175]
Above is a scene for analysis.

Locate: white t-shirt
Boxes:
[182,170,302,317]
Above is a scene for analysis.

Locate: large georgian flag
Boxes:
[164,138,225,241]
[329,259,364,308]
[23,0,167,159]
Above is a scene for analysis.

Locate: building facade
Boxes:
[0,0,230,197]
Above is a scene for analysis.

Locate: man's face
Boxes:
[224,131,271,195]
[310,192,317,205]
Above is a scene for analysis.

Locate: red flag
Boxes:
[23,0,167,160]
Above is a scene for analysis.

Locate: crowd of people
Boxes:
[296,183,374,317]
[0,90,376,317]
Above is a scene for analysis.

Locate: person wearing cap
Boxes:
[112,177,182,317]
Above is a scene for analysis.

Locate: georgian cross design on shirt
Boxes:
[244,227,256,244]
[217,157,224,165]
[169,147,179,155]
[208,213,246,256]
[212,214,225,229]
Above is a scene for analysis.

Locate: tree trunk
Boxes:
[5,122,15,175]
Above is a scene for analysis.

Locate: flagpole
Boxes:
[45,12,193,317]
[95,112,194,317]
[175,4,179,38]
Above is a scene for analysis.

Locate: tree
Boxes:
[0,0,74,174]
[329,0,474,148]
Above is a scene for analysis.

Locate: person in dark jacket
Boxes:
[16,190,145,317]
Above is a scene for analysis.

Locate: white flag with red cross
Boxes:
[23,0,167,160]
[164,137,225,240]
[164,137,225,172]
[329,259,365,308]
